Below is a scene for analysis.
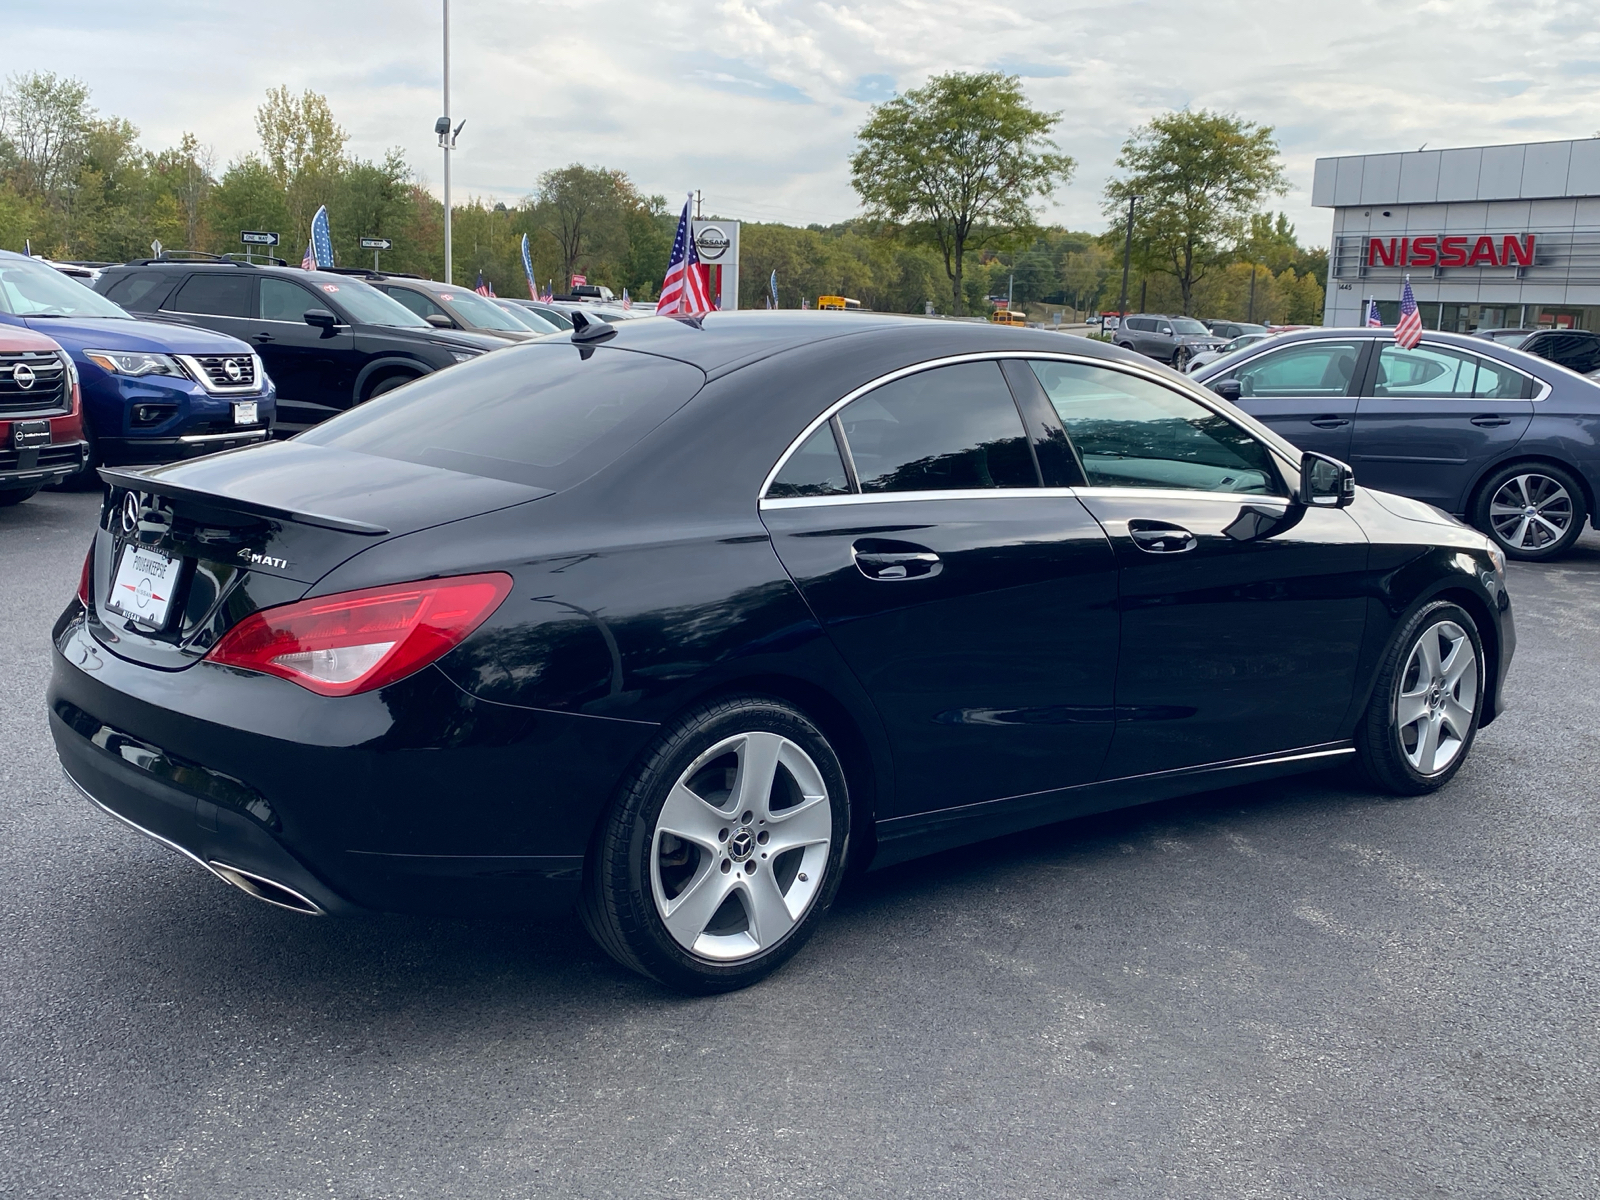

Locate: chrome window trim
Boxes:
[761,485,1291,512]
[759,350,1297,502]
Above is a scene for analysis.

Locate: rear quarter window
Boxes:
[298,344,705,491]
[102,272,173,310]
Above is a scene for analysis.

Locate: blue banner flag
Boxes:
[521,233,536,299]
[309,205,334,269]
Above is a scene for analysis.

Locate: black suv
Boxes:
[94,258,507,434]
[1518,328,1600,377]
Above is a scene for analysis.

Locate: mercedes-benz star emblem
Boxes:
[223,359,243,382]
[12,364,35,390]
[728,828,755,862]
[120,492,141,534]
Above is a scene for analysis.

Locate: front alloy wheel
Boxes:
[1172,345,1192,370]
[581,696,849,992]
[1356,601,1485,794]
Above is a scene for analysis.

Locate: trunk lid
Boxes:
[89,440,550,670]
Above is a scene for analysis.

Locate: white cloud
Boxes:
[11,0,1600,245]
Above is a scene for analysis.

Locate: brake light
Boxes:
[204,573,513,697]
[77,543,93,607]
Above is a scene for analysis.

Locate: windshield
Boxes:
[434,286,527,331]
[1170,318,1210,335]
[0,257,130,318]
[310,277,429,328]
[495,301,559,333]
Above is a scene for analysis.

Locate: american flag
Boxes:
[301,241,315,271]
[1395,276,1423,349]
[621,288,632,311]
[475,270,492,297]
[656,193,712,316]
[1365,297,1382,327]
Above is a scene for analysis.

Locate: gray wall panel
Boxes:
[1311,157,1338,207]
[1397,152,1441,203]
[1333,157,1365,207]
[1569,140,1600,196]
[1521,141,1572,199]
[1478,144,1526,199]
[1436,148,1484,202]
[1359,154,1402,205]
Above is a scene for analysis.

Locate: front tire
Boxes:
[362,372,419,403]
[580,696,850,993]
[1356,601,1484,795]
[1471,461,1587,561]
[1172,345,1192,371]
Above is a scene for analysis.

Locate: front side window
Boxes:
[167,273,252,317]
[1230,340,1363,398]
[1169,318,1208,336]
[1029,360,1285,495]
[435,287,527,332]
[102,272,171,311]
[258,278,319,322]
[1374,344,1484,397]
[835,361,1036,493]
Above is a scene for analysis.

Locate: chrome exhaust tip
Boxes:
[208,861,324,915]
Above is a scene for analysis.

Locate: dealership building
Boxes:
[1314,136,1600,333]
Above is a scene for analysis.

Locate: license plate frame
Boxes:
[12,419,49,449]
[233,401,258,426]
[105,543,181,629]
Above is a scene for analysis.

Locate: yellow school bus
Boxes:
[990,309,1027,326]
[817,295,861,311]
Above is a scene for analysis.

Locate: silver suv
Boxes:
[1113,314,1226,370]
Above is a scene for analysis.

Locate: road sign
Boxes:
[240,231,280,246]
[360,237,392,250]
[150,239,162,258]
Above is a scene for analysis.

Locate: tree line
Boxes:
[0,70,1326,323]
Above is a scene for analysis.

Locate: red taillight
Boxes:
[204,573,513,697]
[77,544,93,607]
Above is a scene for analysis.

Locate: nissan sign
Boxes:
[1367,234,1536,270]
[695,225,731,261]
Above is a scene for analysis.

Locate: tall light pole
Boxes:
[1116,194,1141,316]
[436,0,464,285]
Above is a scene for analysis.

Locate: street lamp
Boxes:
[1116,194,1141,318]
[437,0,465,284]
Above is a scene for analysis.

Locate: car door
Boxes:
[1349,340,1535,512]
[255,277,357,433]
[1207,337,1368,460]
[1025,357,1369,778]
[759,358,1120,819]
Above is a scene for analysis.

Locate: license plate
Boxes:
[12,419,49,449]
[106,544,179,628]
[233,401,258,425]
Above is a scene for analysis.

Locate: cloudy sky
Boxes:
[12,0,1600,246]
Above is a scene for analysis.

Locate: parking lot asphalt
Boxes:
[3,489,1597,1200]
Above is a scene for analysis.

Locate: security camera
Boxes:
[434,116,450,136]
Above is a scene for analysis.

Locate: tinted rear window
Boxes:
[298,344,704,490]
[168,273,252,317]
[102,272,172,310]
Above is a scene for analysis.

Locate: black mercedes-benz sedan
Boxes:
[50,312,1515,992]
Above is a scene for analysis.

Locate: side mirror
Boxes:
[302,308,338,329]
[424,313,455,329]
[1211,378,1242,402]
[1301,451,1355,508]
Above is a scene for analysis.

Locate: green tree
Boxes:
[850,71,1074,315]
[1061,245,1111,317]
[535,164,634,287]
[254,86,348,252]
[1103,110,1287,315]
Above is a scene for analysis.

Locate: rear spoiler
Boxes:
[99,467,390,536]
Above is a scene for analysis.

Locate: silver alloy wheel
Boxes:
[1488,473,1574,551]
[1395,619,1478,776]
[650,731,832,961]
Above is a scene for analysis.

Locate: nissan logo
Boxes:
[694,226,731,261]
[12,363,35,390]
[120,492,142,534]
[223,359,243,382]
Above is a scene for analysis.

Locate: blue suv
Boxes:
[0,251,275,484]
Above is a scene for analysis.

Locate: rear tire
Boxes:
[1470,460,1587,561]
[0,486,40,506]
[1356,601,1484,795]
[580,695,850,993]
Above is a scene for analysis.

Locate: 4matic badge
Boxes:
[237,547,289,570]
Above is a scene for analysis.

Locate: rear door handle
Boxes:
[1127,521,1198,554]
[852,544,942,580]
[1308,416,1350,428]
[1470,415,1511,427]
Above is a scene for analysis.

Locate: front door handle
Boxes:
[253,333,275,344]
[1127,520,1198,554]
[1470,415,1511,427]
[1308,416,1350,428]
[852,541,942,581]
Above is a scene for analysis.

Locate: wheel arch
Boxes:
[351,356,431,404]
[1463,452,1593,523]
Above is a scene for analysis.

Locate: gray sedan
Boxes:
[1191,327,1600,560]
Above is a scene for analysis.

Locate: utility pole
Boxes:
[1115,195,1140,316]
[1247,261,1256,323]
